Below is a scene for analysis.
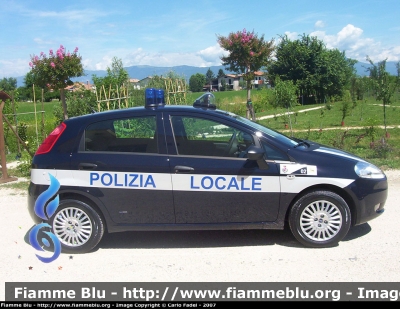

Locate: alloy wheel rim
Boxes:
[53,207,93,247]
[300,200,342,241]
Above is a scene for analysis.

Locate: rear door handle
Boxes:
[79,163,98,170]
[174,165,194,173]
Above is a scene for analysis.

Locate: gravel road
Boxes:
[1,169,399,301]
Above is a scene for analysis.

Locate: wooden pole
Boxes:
[102,85,108,110]
[33,84,39,145]
[95,86,100,112]
[41,88,45,140]
[108,84,111,110]
[117,85,121,109]
[125,84,128,108]
[11,92,21,155]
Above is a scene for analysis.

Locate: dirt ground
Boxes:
[0,167,399,301]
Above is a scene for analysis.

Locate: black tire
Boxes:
[48,199,104,254]
[288,190,351,248]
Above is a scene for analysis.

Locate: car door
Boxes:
[70,111,175,224]
[165,111,282,224]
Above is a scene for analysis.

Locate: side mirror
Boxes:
[247,145,269,170]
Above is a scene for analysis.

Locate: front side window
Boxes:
[85,116,157,153]
[171,116,254,158]
[260,140,290,161]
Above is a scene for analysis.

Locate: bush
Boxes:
[54,90,98,124]
[372,139,393,159]
[17,151,32,177]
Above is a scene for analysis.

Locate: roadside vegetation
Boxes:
[2,88,399,182]
[1,31,400,191]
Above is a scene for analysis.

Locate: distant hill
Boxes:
[353,61,398,76]
[16,65,232,88]
[15,62,398,87]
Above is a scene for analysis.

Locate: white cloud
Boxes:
[116,46,225,69]
[33,38,54,45]
[315,20,325,28]
[94,56,114,71]
[24,8,107,25]
[0,59,31,78]
[196,44,227,63]
[336,24,364,45]
[284,31,298,41]
[310,24,400,62]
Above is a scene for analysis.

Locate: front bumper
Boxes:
[346,176,388,225]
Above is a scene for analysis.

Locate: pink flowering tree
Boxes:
[29,45,84,120]
[217,29,274,120]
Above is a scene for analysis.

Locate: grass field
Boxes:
[2,88,400,185]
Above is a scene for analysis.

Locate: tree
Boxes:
[189,73,206,92]
[339,91,351,126]
[29,45,84,120]
[0,77,17,92]
[92,57,129,90]
[22,69,58,102]
[366,57,400,137]
[108,57,129,86]
[267,34,356,104]
[53,90,97,124]
[220,79,227,91]
[273,77,298,109]
[349,76,370,121]
[217,68,225,91]
[273,77,299,131]
[92,57,129,94]
[23,71,35,89]
[92,57,130,109]
[205,68,215,91]
[0,77,19,127]
[217,69,225,78]
[217,29,274,120]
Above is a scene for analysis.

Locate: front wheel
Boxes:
[289,190,351,248]
[49,199,104,254]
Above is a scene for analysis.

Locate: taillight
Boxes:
[35,123,67,155]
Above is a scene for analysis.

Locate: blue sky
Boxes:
[1,0,399,79]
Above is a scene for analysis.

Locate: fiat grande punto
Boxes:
[28,90,388,253]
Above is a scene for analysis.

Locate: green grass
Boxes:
[1,180,30,191]
[258,100,400,130]
[187,90,249,105]
[0,164,30,191]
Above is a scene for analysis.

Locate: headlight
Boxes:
[354,162,385,179]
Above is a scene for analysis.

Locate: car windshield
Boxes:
[227,112,298,147]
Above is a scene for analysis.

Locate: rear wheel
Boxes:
[289,190,351,248]
[49,199,104,254]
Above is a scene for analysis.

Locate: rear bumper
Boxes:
[27,182,45,224]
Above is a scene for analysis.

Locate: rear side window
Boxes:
[85,116,157,153]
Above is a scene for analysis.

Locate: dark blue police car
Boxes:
[28,90,388,253]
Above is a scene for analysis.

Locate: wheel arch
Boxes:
[284,184,357,225]
[58,191,110,233]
